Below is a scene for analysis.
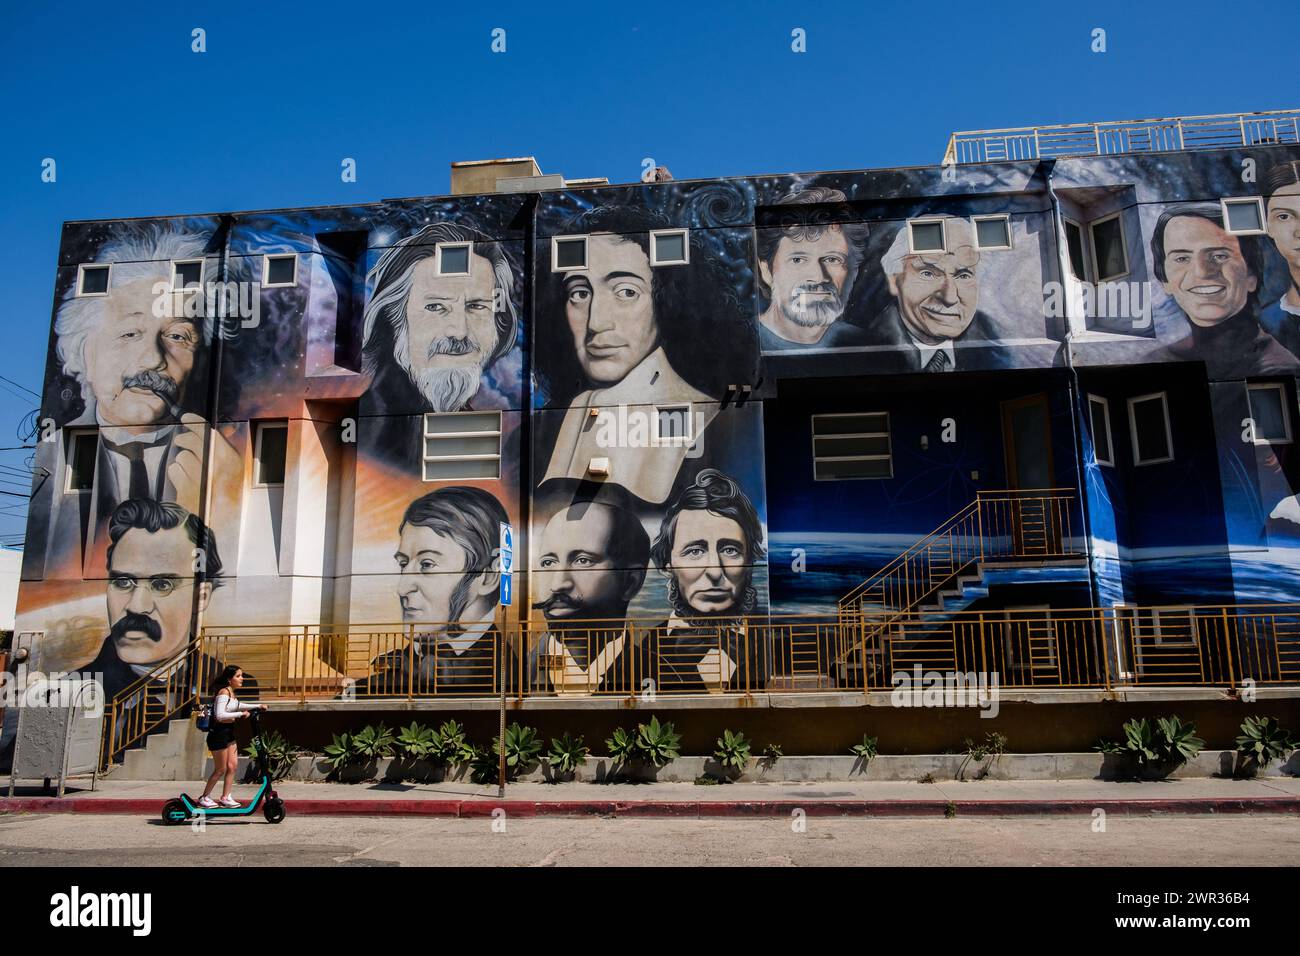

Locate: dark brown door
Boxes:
[1000,393,1058,554]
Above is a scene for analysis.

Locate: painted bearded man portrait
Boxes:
[361,222,521,460]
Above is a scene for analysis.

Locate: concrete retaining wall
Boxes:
[213,749,1300,784]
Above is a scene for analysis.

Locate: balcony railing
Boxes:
[102,603,1300,767]
[943,109,1300,165]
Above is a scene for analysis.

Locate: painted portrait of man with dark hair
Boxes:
[756,187,871,351]
[535,204,759,505]
[354,485,516,696]
[649,468,768,692]
[1148,202,1296,378]
[527,499,658,695]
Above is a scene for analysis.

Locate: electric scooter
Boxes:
[162,710,286,824]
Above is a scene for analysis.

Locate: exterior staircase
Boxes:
[829,489,1087,686]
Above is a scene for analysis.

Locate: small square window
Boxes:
[908,220,946,253]
[974,215,1012,251]
[254,422,288,486]
[1090,213,1128,282]
[1222,197,1265,235]
[1127,392,1173,466]
[1247,383,1293,444]
[66,430,98,493]
[262,254,298,288]
[77,264,110,297]
[650,229,689,266]
[172,259,203,290]
[436,242,472,276]
[1088,395,1114,467]
[423,411,502,481]
[653,404,693,446]
[552,236,588,272]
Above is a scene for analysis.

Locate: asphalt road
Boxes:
[1,811,1297,866]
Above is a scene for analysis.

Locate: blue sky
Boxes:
[0,0,1295,547]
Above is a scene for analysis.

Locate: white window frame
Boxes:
[64,428,98,494]
[1150,606,1199,648]
[1127,391,1174,466]
[1221,197,1266,236]
[551,235,589,272]
[1001,606,1057,673]
[1062,217,1092,282]
[76,263,111,298]
[1089,211,1129,283]
[422,410,502,482]
[649,228,690,267]
[972,214,1013,251]
[1087,394,1115,467]
[435,241,473,277]
[252,421,289,487]
[170,258,204,291]
[811,411,893,481]
[1246,382,1293,444]
[261,254,298,288]
[907,218,947,254]
[652,403,694,447]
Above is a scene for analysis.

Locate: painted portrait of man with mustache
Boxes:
[47,223,242,536]
[362,221,520,415]
[756,187,870,351]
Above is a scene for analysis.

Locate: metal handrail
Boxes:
[173,604,1300,706]
[838,489,1080,610]
[945,108,1300,164]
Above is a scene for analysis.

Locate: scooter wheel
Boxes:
[162,799,189,825]
[263,797,286,824]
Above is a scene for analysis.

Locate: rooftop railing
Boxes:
[943,109,1300,165]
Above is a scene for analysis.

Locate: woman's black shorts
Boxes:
[206,723,237,753]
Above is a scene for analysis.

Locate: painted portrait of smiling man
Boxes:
[1148,203,1296,379]
[865,215,1012,373]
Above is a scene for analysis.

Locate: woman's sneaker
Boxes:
[198,796,219,809]
[219,797,241,808]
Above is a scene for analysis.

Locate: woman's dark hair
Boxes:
[209,664,241,695]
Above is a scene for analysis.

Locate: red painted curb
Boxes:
[2,796,1298,818]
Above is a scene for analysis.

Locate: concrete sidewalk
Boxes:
[3,775,1299,817]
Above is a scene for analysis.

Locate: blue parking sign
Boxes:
[499,522,514,606]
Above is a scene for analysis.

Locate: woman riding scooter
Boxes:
[199,665,267,809]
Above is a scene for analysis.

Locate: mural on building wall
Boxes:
[13,144,1300,730]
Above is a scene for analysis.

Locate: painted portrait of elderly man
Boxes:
[362,221,521,417]
[535,204,758,505]
[44,223,241,541]
[865,215,1012,373]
